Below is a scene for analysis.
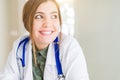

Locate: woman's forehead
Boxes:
[36,1,58,13]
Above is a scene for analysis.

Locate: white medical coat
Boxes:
[0,34,89,80]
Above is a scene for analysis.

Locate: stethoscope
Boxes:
[16,36,65,80]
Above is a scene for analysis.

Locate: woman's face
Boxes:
[32,1,60,50]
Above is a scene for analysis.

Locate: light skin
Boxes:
[32,1,60,50]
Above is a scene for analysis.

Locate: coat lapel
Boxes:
[44,43,58,80]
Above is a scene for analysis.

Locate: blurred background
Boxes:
[0,0,120,80]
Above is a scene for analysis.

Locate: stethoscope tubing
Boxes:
[16,36,65,80]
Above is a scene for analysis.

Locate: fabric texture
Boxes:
[0,34,89,80]
[32,46,48,80]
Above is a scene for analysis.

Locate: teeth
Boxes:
[41,31,52,35]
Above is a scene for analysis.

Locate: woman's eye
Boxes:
[51,15,58,19]
[35,15,43,19]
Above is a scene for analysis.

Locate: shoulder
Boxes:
[60,33,83,57]
[60,33,81,50]
[10,34,30,55]
[13,34,30,46]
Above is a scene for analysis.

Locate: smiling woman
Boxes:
[32,1,60,50]
[0,0,89,80]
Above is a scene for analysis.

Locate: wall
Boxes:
[0,0,8,71]
[74,0,120,80]
[0,0,20,71]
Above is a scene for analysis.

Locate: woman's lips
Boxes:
[39,31,53,36]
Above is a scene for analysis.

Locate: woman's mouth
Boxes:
[39,31,53,36]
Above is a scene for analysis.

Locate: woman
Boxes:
[0,0,89,80]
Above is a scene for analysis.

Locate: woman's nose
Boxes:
[43,18,51,27]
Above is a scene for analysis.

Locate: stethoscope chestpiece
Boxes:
[57,74,65,80]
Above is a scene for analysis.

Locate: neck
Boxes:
[35,43,49,50]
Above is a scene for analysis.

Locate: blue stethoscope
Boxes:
[16,36,65,80]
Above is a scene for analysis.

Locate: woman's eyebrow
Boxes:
[35,12,44,14]
[35,11,58,14]
[51,11,58,14]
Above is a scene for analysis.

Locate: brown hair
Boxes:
[22,0,62,65]
[23,0,62,34]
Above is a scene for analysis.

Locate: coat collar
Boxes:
[45,43,56,65]
[16,36,56,66]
